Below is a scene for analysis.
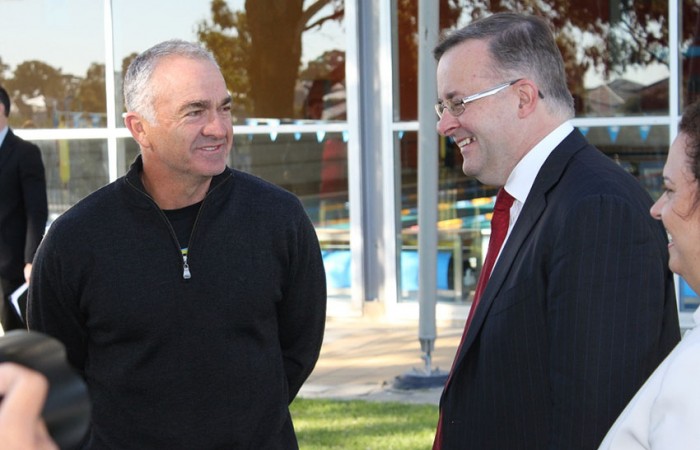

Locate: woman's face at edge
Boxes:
[650,132,700,289]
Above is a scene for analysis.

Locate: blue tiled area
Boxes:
[679,277,699,312]
[322,249,453,290]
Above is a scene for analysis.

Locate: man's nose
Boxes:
[203,111,229,137]
[436,112,459,137]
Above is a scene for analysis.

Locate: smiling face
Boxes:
[134,55,233,189]
[435,39,522,186]
[650,132,700,288]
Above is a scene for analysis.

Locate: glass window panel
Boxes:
[112,1,345,124]
[231,131,348,223]
[396,131,495,303]
[0,0,105,129]
[118,137,141,176]
[394,0,418,122]
[393,0,467,121]
[565,0,670,117]
[682,0,700,110]
[37,139,109,222]
[394,0,670,121]
[578,125,669,199]
[679,277,699,312]
[231,130,349,297]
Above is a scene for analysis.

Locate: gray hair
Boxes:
[123,39,220,122]
[434,13,575,119]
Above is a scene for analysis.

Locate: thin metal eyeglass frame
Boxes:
[435,78,523,119]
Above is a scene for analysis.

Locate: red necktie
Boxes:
[463,188,514,331]
[433,188,515,450]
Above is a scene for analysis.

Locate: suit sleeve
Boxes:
[276,207,326,402]
[20,143,48,264]
[546,194,677,449]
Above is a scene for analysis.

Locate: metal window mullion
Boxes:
[104,0,119,182]
[417,0,440,358]
[380,0,400,311]
[344,0,369,310]
[356,0,381,305]
[669,0,681,140]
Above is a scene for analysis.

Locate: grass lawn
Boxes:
[290,398,439,450]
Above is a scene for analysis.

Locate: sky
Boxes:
[1,0,106,76]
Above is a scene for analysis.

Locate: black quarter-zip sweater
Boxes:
[28,156,327,449]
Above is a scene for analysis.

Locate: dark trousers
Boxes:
[0,277,27,331]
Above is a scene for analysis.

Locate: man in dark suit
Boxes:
[0,86,48,331]
[432,13,680,449]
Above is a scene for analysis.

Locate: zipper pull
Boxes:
[182,254,192,279]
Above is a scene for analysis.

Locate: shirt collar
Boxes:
[504,122,574,204]
[0,126,8,148]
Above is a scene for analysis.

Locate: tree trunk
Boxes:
[245,0,304,118]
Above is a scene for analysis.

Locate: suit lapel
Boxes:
[449,129,589,377]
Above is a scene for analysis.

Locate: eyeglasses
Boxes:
[435,78,523,119]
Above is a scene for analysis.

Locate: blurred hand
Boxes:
[0,363,58,450]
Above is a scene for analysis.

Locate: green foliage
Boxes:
[290,398,438,450]
[76,63,106,116]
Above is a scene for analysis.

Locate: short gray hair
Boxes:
[123,39,220,122]
[434,13,575,119]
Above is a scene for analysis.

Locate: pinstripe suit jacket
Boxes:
[438,129,680,450]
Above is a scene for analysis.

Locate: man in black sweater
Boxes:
[28,40,327,449]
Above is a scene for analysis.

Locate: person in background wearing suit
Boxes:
[598,100,700,449]
[27,40,326,449]
[0,86,48,331]
[432,13,680,449]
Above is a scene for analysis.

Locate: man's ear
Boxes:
[516,80,541,118]
[124,112,151,149]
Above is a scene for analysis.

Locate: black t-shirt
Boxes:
[163,201,202,250]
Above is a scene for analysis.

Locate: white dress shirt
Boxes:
[494,121,574,263]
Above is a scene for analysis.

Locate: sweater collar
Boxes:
[125,154,233,195]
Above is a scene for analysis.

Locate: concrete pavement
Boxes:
[298,310,467,405]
